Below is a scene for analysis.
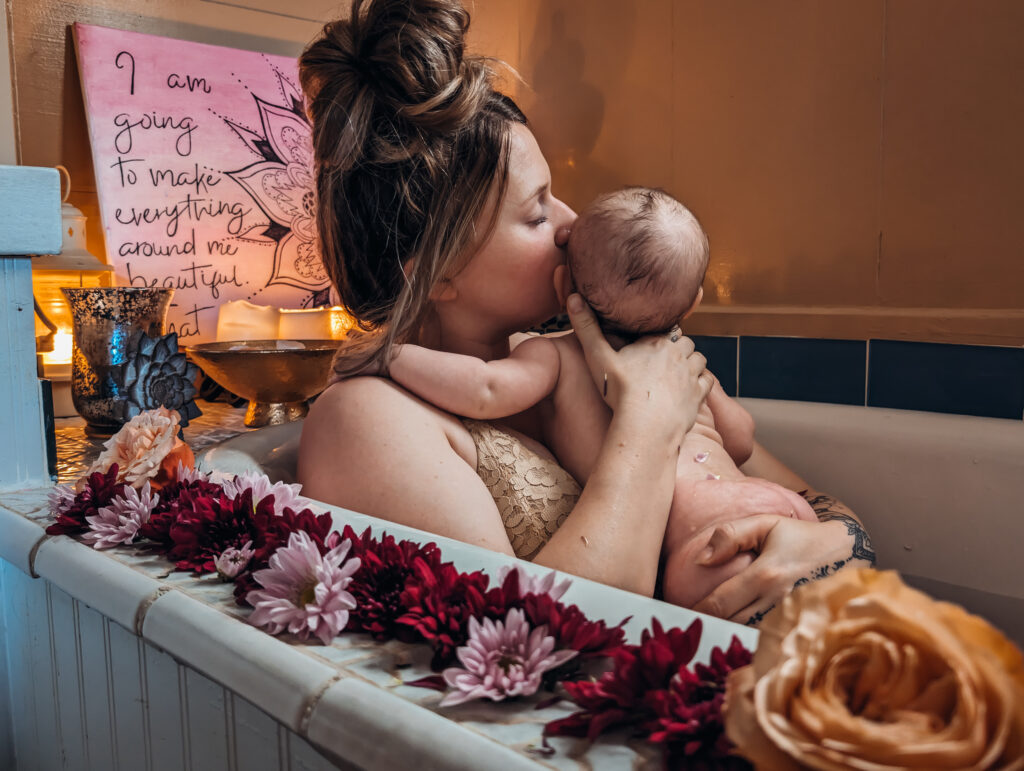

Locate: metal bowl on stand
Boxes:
[187,340,342,427]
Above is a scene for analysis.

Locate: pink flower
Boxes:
[83,483,159,549]
[440,608,577,707]
[174,461,209,485]
[221,471,312,515]
[215,541,255,581]
[497,565,572,602]
[47,484,76,517]
[85,407,194,491]
[246,531,360,645]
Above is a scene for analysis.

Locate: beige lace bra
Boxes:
[462,419,580,560]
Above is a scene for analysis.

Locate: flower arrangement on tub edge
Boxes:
[48,407,1024,769]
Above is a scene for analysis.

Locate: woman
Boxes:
[297,0,873,624]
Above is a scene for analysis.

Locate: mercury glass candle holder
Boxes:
[63,287,174,436]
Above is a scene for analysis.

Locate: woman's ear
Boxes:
[553,265,575,310]
[429,279,459,303]
[681,286,703,320]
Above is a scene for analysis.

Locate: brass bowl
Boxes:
[187,340,342,427]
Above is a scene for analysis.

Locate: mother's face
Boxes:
[450,124,576,334]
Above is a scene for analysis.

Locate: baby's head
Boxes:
[567,187,709,336]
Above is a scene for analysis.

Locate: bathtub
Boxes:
[1,398,1021,770]
[197,397,1024,644]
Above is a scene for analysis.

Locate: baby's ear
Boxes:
[681,286,703,321]
[553,265,574,310]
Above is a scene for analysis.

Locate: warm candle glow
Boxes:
[42,328,74,366]
[216,301,354,342]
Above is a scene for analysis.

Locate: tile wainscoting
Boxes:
[693,335,1024,420]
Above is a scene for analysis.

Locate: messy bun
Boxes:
[300,0,525,377]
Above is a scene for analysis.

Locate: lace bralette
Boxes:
[462,419,580,561]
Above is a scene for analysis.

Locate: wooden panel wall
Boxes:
[6,0,1022,343]
[0,561,348,771]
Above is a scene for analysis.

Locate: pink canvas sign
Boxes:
[74,23,329,342]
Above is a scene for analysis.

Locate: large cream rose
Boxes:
[84,406,194,491]
[724,568,1024,770]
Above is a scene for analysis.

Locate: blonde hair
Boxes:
[300,0,527,377]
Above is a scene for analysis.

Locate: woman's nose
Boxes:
[553,198,577,248]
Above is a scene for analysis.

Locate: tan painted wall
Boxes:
[8,0,1023,343]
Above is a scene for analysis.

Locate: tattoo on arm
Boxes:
[801,492,876,565]
[743,491,877,628]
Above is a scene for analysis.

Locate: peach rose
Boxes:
[724,569,1024,770]
[84,406,194,491]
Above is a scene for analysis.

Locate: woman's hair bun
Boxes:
[301,0,494,169]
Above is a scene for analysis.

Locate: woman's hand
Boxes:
[566,293,712,441]
[690,514,874,625]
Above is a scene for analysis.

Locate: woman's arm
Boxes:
[300,296,712,597]
[691,442,875,624]
[531,295,712,594]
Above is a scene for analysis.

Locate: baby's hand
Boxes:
[706,378,755,465]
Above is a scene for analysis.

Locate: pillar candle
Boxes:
[277,307,334,340]
[216,300,281,341]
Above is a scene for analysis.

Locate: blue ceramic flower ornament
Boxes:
[113,331,202,426]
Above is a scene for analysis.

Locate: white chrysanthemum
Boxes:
[215,541,255,581]
[47,484,77,517]
[221,471,312,515]
[497,565,572,602]
[83,483,159,549]
[440,609,577,707]
[247,531,360,645]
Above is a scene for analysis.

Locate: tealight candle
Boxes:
[216,300,281,342]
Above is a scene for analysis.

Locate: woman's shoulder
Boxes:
[297,377,514,552]
[301,376,476,468]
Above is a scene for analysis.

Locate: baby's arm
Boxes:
[705,377,755,466]
[388,336,560,419]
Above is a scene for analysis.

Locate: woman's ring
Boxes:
[669,325,682,343]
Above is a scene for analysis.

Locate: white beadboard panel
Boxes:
[34,536,165,633]
[142,590,337,732]
[287,731,352,771]
[0,505,47,575]
[142,644,187,771]
[107,620,150,771]
[0,563,21,771]
[184,668,231,771]
[24,566,62,771]
[75,601,118,771]
[231,696,285,771]
[48,585,89,771]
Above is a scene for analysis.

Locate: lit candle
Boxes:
[42,328,74,366]
[216,300,281,341]
[277,307,334,340]
[278,306,355,340]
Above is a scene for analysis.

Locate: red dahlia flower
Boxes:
[396,561,493,670]
[46,465,127,536]
[342,525,444,641]
[544,620,753,768]
[522,593,628,660]
[166,489,331,576]
[648,636,752,769]
[139,476,223,548]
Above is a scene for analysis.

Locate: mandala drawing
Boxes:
[224,72,329,294]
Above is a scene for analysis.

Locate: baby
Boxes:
[388,187,816,610]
